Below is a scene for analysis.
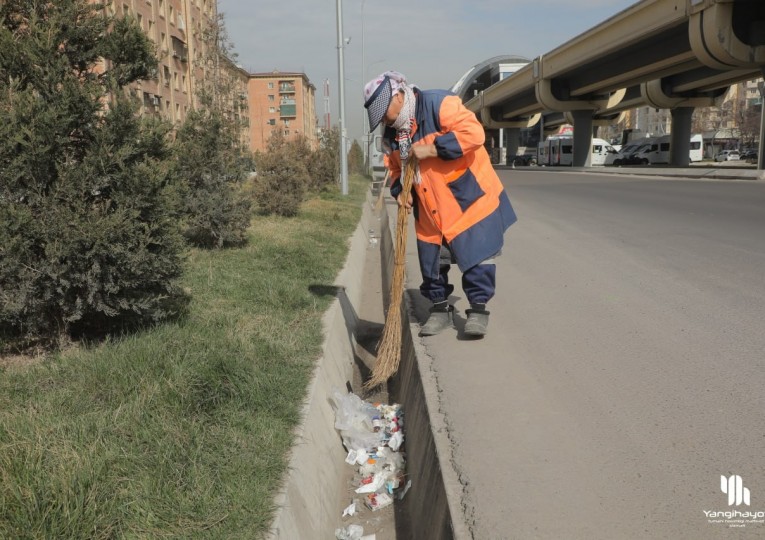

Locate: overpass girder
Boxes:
[689,0,765,69]
[640,79,724,109]
[535,76,610,113]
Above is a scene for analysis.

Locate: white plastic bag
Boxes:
[331,388,383,451]
[335,524,364,540]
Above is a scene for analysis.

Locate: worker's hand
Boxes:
[412,144,437,160]
[397,193,413,214]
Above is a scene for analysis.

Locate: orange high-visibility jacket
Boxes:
[386,89,517,279]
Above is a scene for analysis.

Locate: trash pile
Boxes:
[331,388,410,539]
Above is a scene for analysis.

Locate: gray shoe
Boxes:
[464,304,489,337]
[420,302,454,336]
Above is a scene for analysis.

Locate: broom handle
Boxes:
[394,157,418,269]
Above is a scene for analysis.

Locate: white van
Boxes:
[537,141,548,166]
[540,136,614,166]
[631,133,704,164]
[591,138,617,166]
[689,133,703,162]
[370,136,387,187]
[632,136,669,164]
[605,141,643,166]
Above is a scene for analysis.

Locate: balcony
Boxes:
[279,83,296,94]
[279,100,296,117]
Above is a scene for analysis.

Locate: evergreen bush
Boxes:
[0,0,186,346]
[172,14,251,248]
[347,139,365,175]
[252,130,310,217]
[308,127,340,192]
[174,109,252,248]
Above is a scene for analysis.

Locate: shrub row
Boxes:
[0,1,341,349]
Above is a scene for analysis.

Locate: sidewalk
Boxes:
[506,162,765,182]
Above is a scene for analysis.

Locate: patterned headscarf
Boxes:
[363,71,420,183]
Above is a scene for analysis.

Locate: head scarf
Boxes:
[363,71,420,183]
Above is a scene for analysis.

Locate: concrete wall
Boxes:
[382,206,472,540]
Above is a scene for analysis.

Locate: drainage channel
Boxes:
[268,187,462,540]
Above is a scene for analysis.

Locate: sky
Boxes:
[219,0,637,144]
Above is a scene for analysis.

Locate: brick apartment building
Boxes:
[96,0,218,125]
[247,71,318,152]
[97,2,317,155]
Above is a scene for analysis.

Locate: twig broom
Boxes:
[365,157,418,390]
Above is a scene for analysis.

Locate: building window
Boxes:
[268,82,274,89]
[268,119,276,126]
[269,107,276,113]
[268,95,274,102]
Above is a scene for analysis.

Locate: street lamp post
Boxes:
[757,77,765,170]
[361,0,367,173]
[335,0,348,195]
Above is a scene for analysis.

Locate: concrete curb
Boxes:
[496,164,765,182]
[267,194,372,539]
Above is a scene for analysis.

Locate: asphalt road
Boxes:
[408,169,765,539]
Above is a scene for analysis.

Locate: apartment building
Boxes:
[97,0,217,124]
[219,56,252,150]
[94,0,251,148]
[247,71,318,152]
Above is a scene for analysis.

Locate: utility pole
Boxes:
[336,0,349,195]
[758,76,765,171]
[361,0,367,174]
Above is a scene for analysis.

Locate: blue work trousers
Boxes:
[420,262,496,305]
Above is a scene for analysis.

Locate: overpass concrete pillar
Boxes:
[505,128,520,164]
[669,107,693,167]
[570,110,593,167]
[758,70,765,171]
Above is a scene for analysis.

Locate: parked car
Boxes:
[714,149,740,162]
[509,153,537,166]
[739,149,758,163]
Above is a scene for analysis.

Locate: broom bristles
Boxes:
[365,158,417,390]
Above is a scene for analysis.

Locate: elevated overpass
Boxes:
[466,0,765,167]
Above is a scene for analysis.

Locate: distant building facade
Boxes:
[247,71,318,152]
[96,3,321,154]
[96,0,219,125]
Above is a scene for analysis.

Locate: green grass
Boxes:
[0,175,369,539]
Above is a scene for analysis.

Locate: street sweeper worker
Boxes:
[363,70,517,337]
